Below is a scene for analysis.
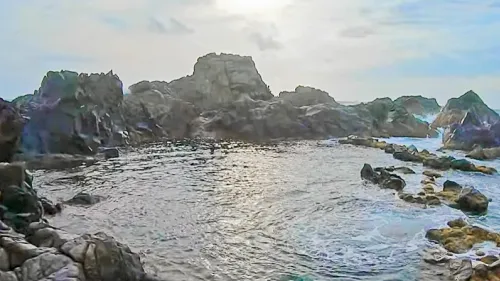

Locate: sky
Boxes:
[1,0,499,107]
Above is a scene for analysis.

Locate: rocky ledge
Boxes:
[340,136,497,175]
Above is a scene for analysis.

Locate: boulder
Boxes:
[423,170,442,178]
[20,70,129,155]
[437,181,489,214]
[100,147,120,159]
[394,95,441,116]
[361,164,406,191]
[432,90,500,128]
[376,166,416,174]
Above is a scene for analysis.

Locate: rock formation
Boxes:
[394,95,441,116]
[19,71,129,155]
[0,103,161,281]
[168,53,274,111]
[432,90,500,128]
[443,111,500,151]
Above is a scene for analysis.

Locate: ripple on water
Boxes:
[33,140,500,281]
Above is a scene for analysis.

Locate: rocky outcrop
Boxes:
[356,98,438,138]
[278,86,338,107]
[168,53,273,111]
[467,146,500,161]
[394,95,441,116]
[20,71,129,155]
[442,110,500,151]
[432,90,500,128]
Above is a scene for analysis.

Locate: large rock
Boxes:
[20,70,129,155]
[437,181,489,214]
[278,86,338,107]
[168,53,273,111]
[442,110,500,150]
[124,81,199,139]
[394,95,441,116]
[0,98,24,163]
[432,90,500,128]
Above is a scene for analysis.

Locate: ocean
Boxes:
[34,114,500,281]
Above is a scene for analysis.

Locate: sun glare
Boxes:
[216,0,289,14]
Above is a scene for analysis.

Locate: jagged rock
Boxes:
[278,86,338,107]
[422,247,452,264]
[432,90,500,129]
[20,70,128,155]
[65,192,103,206]
[394,95,441,116]
[16,252,85,281]
[168,53,273,111]
[0,98,24,163]
[443,111,500,151]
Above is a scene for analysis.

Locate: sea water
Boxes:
[33,114,500,281]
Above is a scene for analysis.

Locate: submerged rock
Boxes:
[65,192,103,206]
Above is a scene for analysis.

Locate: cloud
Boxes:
[1,0,500,108]
[339,26,375,38]
[148,17,194,34]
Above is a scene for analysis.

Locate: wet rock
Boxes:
[451,159,476,172]
[361,164,406,191]
[423,157,453,170]
[457,187,489,214]
[65,192,104,206]
[449,259,473,281]
[423,170,442,178]
[444,180,463,193]
[16,252,85,281]
[426,219,500,254]
[476,250,486,257]
[468,146,500,161]
[101,147,119,159]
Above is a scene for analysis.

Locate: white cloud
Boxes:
[2,0,500,107]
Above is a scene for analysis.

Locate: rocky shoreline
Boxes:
[339,136,500,280]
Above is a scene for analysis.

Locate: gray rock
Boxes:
[0,271,18,281]
[457,187,489,214]
[0,247,10,271]
[448,259,473,281]
[65,192,103,206]
[16,252,85,281]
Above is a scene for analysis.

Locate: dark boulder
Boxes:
[442,111,500,150]
[457,187,489,214]
[361,164,406,191]
[393,151,421,162]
